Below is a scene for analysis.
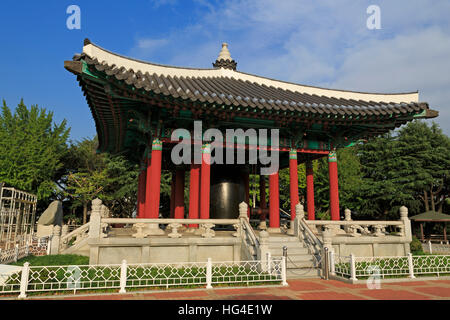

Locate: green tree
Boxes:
[61,137,141,222]
[0,100,70,202]
[357,121,450,218]
[396,121,450,213]
[357,133,416,219]
[314,147,365,219]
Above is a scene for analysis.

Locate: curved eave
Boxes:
[82,39,420,104]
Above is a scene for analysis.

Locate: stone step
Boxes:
[286,259,316,269]
[267,247,310,255]
[285,254,315,262]
[286,268,322,279]
[268,243,305,249]
[268,243,307,250]
[266,236,300,243]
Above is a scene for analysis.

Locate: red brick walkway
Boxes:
[28,279,450,300]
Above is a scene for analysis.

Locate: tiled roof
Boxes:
[64,39,439,157]
[70,53,437,120]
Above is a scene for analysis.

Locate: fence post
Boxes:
[46,237,52,255]
[267,252,272,274]
[330,249,336,276]
[350,253,357,281]
[323,247,329,280]
[14,244,19,262]
[281,256,288,286]
[18,262,30,299]
[119,259,128,293]
[206,258,213,289]
[407,253,416,279]
[428,241,433,254]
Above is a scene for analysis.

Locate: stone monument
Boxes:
[36,200,63,238]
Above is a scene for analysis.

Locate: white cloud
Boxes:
[130,0,450,134]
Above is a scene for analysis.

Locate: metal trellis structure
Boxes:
[0,183,37,250]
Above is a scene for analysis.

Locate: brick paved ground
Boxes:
[23,279,450,300]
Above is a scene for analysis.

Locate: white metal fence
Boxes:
[0,237,50,264]
[422,241,450,255]
[0,257,287,298]
[330,252,450,281]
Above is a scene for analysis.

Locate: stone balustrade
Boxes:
[99,218,241,239]
[305,207,411,240]
[304,207,413,257]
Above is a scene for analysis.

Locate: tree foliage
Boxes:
[356,121,449,218]
[61,137,140,223]
[0,100,70,202]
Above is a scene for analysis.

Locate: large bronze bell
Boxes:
[210,165,246,219]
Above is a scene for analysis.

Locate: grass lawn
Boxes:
[11,255,89,266]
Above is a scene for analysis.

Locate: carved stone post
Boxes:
[322,227,333,252]
[62,225,69,237]
[60,225,69,250]
[239,202,249,221]
[50,225,61,255]
[259,230,270,271]
[344,209,352,221]
[291,203,304,237]
[238,202,249,239]
[88,198,103,239]
[399,206,412,254]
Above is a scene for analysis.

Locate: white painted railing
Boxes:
[0,257,287,298]
[59,223,90,252]
[0,236,50,264]
[331,253,450,281]
[422,241,450,255]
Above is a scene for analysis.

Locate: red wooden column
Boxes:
[137,163,147,218]
[306,160,316,220]
[200,144,211,219]
[188,164,201,227]
[289,149,300,220]
[328,150,340,221]
[169,172,176,218]
[145,138,163,219]
[268,171,280,232]
[174,168,185,219]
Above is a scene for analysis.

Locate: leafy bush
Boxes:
[410,236,425,255]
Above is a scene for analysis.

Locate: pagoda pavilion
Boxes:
[64,39,438,233]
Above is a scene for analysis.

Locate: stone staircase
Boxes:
[267,235,321,279]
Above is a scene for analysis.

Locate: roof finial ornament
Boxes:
[213,43,237,71]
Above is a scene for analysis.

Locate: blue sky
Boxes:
[1,0,449,142]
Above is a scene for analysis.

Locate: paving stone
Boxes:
[297,291,365,300]
[412,286,450,298]
[358,289,431,300]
